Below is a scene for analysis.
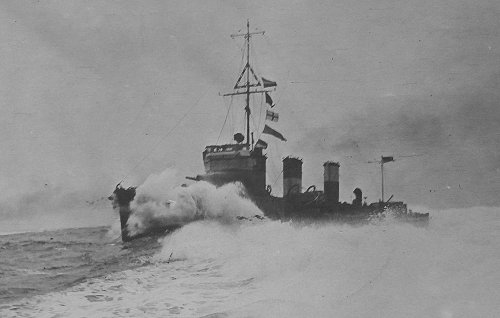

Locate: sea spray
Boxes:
[154,207,500,317]
[1,206,499,317]
[125,169,263,237]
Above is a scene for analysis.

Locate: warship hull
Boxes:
[108,21,429,242]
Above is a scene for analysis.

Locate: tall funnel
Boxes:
[283,157,302,196]
[324,161,340,204]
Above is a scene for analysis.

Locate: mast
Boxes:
[381,160,385,202]
[368,156,394,202]
[245,20,251,146]
[225,20,266,146]
[380,156,394,202]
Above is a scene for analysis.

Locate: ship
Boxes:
[109,21,429,242]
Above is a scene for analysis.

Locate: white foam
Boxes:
[155,206,500,317]
[3,206,499,318]
[126,169,262,236]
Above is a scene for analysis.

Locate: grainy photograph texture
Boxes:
[0,1,499,317]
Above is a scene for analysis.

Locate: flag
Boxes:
[255,139,268,149]
[381,156,394,163]
[262,77,277,88]
[263,124,286,141]
[266,110,279,122]
[265,92,274,107]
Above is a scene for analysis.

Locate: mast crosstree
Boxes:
[223,20,274,146]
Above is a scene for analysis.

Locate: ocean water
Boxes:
[1,205,499,318]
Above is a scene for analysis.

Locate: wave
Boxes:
[2,174,499,318]
[125,169,263,237]
[153,206,500,317]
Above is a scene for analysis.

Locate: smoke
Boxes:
[293,86,500,209]
[125,169,263,237]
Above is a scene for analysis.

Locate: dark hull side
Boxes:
[251,192,429,225]
[109,186,181,242]
[110,185,429,242]
[117,205,181,242]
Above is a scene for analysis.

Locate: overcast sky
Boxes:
[1,0,499,226]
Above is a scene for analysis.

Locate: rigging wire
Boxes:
[239,42,246,74]
[217,98,233,144]
[254,122,265,143]
[249,39,263,88]
[119,89,208,184]
[257,91,264,134]
[242,111,247,139]
[272,170,284,188]
[250,94,259,137]
[250,34,289,189]
[274,69,291,106]
[249,39,259,74]
[266,141,284,190]
[262,33,291,106]
[129,95,152,130]
[248,40,268,143]
[231,35,246,86]
[229,96,235,138]
[250,93,266,141]
[223,36,251,140]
